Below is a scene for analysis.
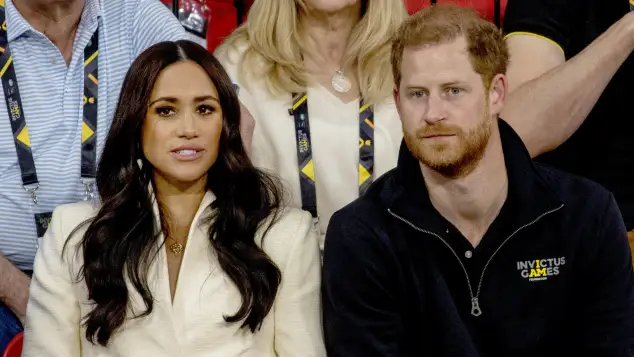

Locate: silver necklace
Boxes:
[302,50,353,93]
[331,69,352,93]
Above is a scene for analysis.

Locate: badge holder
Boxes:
[23,183,51,241]
[23,183,39,204]
[34,212,52,240]
[174,0,210,43]
[81,178,96,201]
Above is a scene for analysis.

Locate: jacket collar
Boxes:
[386,119,563,234]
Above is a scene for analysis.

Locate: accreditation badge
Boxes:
[34,211,52,240]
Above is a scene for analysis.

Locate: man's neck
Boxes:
[422,132,508,247]
[12,0,85,64]
[298,4,362,70]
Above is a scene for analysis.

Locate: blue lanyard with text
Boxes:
[0,3,99,236]
[289,92,375,219]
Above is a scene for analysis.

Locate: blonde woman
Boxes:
[215,0,408,248]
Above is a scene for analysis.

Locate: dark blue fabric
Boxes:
[323,120,634,357]
[0,301,22,353]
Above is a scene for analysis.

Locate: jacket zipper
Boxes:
[387,203,564,317]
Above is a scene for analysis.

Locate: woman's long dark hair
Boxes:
[67,40,283,346]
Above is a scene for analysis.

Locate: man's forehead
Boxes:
[400,38,477,80]
[403,36,469,58]
[402,48,472,78]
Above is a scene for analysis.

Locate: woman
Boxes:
[215,0,408,249]
[21,40,325,357]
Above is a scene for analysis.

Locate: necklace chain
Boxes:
[301,49,352,93]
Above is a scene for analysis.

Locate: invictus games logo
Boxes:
[517,257,566,282]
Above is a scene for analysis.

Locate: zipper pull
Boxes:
[471,297,482,317]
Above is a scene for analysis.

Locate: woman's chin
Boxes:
[153,169,208,191]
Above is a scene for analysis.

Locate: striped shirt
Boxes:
[0,0,188,270]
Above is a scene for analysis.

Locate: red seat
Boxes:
[2,332,23,357]
[162,0,251,52]
[404,0,508,26]
[165,0,507,52]
[206,0,240,52]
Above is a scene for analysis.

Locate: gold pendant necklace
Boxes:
[169,242,185,255]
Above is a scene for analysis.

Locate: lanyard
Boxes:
[0,3,99,204]
[289,92,375,218]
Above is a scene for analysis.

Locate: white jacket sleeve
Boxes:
[22,206,82,357]
[273,211,326,357]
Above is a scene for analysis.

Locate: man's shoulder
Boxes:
[324,172,407,270]
[99,0,161,12]
[98,0,188,55]
[97,0,141,16]
[96,0,149,33]
[99,0,184,34]
[535,163,614,213]
[331,170,398,231]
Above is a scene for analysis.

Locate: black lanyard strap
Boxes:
[358,98,374,194]
[290,92,317,217]
[0,3,99,204]
[82,32,99,200]
[290,92,375,219]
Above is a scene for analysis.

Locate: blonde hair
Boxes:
[217,0,408,106]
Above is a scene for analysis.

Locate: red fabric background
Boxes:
[161,0,508,52]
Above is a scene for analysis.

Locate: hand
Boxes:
[8,272,30,325]
[0,255,31,324]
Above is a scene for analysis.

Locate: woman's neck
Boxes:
[154,174,207,231]
[298,3,362,70]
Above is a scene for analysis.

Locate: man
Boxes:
[500,0,634,259]
[0,0,188,350]
[322,5,634,356]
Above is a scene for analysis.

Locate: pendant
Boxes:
[332,70,352,93]
[169,242,184,255]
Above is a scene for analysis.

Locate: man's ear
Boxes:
[488,73,507,117]
[394,85,402,117]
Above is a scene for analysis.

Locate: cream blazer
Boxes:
[22,191,326,357]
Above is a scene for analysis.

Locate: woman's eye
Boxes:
[155,107,175,116]
[198,105,216,115]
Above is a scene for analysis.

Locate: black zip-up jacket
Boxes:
[322,120,634,357]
